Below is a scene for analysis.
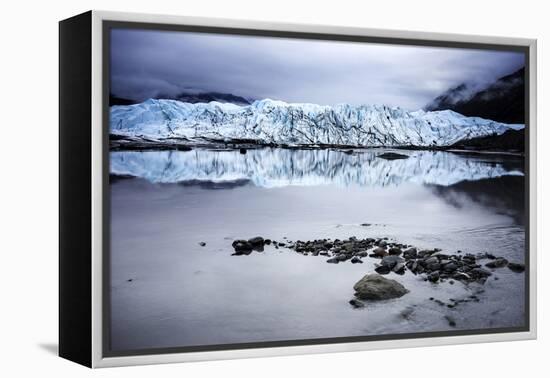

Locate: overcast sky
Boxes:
[110,28,525,110]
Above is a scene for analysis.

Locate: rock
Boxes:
[424,256,439,265]
[372,247,388,257]
[342,243,355,253]
[378,240,388,248]
[410,261,425,274]
[360,223,371,227]
[248,236,268,252]
[443,262,458,272]
[248,236,264,247]
[336,254,350,262]
[426,262,441,271]
[239,148,247,154]
[375,265,391,275]
[403,247,417,259]
[198,242,206,247]
[351,256,363,264]
[264,239,272,245]
[326,257,340,264]
[461,265,473,273]
[393,262,406,275]
[452,272,471,281]
[471,267,492,278]
[353,274,409,300]
[378,152,409,160]
[507,262,525,273]
[381,255,404,269]
[428,271,440,283]
[389,247,403,256]
[349,299,365,308]
[232,240,253,253]
[232,249,252,256]
[445,315,457,327]
[417,250,433,258]
[485,257,508,269]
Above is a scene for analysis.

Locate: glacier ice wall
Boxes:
[110,99,523,147]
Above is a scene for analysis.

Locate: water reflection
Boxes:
[110,148,524,188]
[429,175,525,225]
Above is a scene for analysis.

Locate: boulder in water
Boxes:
[353,274,409,300]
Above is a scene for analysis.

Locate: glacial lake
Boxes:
[109,148,526,352]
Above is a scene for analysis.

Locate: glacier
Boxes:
[110,149,524,188]
[110,98,524,148]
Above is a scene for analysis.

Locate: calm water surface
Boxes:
[109,148,525,351]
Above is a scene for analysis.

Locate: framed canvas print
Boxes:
[59,10,537,368]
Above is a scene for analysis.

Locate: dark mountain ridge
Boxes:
[110,91,252,106]
[425,67,525,124]
[169,91,252,105]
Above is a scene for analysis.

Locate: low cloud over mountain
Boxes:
[425,68,525,124]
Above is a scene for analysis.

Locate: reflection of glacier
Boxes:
[110,149,524,188]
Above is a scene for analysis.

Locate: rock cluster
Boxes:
[231,236,266,255]
[230,235,525,285]
[283,237,402,260]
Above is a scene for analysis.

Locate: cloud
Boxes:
[110,28,525,110]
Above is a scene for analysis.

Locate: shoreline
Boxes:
[109,134,525,156]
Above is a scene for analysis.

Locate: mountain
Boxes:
[168,91,252,105]
[110,98,522,148]
[110,148,524,188]
[110,94,137,106]
[109,91,252,106]
[425,67,525,124]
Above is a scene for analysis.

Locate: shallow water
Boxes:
[109,148,526,352]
